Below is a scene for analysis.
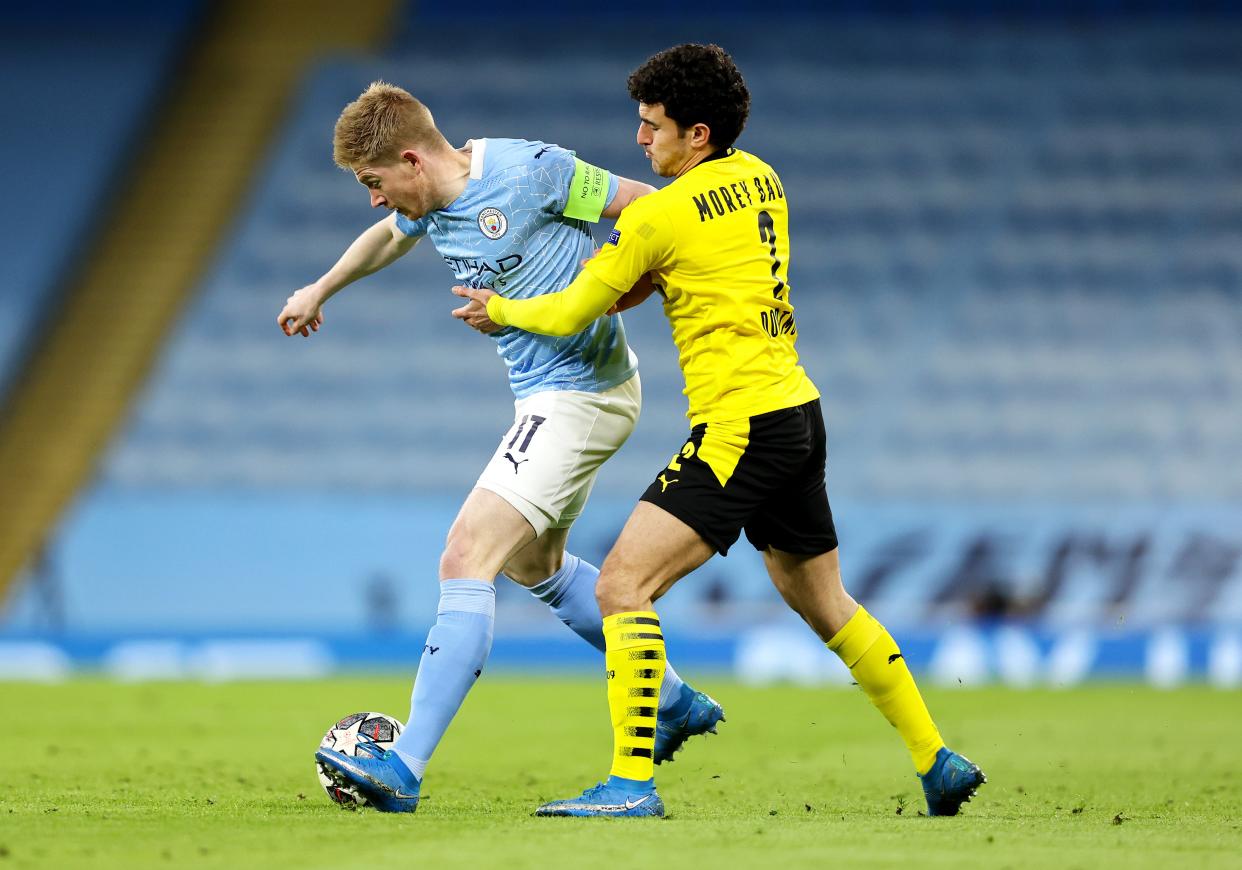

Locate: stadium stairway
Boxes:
[0,0,403,601]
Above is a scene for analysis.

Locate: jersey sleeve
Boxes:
[486,270,624,337]
[541,144,619,223]
[394,212,430,238]
[582,198,675,292]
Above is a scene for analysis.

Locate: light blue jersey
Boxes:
[395,138,637,399]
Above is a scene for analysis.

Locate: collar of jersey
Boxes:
[679,146,737,180]
[467,138,487,179]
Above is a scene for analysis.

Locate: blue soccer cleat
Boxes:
[535,776,665,818]
[315,740,421,814]
[654,685,725,765]
[919,747,986,816]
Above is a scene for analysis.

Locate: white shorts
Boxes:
[476,374,641,537]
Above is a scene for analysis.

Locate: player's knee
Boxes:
[440,526,486,580]
[594,572,642,616]
[438,547,465,580]
[594,579,622,615]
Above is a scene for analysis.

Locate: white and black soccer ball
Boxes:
[316,711,404,807]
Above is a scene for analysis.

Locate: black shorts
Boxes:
[639,399,838,556]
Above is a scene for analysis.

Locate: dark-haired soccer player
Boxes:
[453,44,985,818]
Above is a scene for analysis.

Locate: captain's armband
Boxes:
[563,158,612,222]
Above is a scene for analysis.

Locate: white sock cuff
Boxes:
[391,747,428,781]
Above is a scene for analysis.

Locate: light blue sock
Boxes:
[527,553,687,713]
[392,579,495,779]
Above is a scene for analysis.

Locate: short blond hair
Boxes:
[332,81,448,168]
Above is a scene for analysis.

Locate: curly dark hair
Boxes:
[627,44,750,150]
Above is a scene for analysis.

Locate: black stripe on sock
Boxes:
[634,668,658,679]
[625,726,656,738]
[627,706,657,718]
[621,616,661,627]
[629,687,658,698]
[629,650,663,661]
[622,632,663,641]
[622,747,654,758]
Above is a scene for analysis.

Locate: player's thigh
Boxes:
[475,376,639,538]
[637,417,772,559]
[503,378,640,585]
[441,487,539,580]
[598,416,779,611]
[742,400,839,557]
[744,479,839,556]
[596,501,716,614]
[548,374,641,528]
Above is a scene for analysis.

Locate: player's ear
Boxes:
[400,149,421,171]
[690,123,712,151]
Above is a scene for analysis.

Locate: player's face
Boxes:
[354,154,434,219]
[637,103,692,178]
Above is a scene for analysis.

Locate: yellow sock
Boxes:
[603,611,665,782]
[827,606,945,775]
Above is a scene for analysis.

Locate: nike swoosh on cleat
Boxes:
[624,795,651,810]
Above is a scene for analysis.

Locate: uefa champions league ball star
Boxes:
[316,712,404,807]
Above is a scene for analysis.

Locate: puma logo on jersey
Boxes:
[534,146,554,159]
[888,653,904,665]
[503,452,529,473]
[657,473,677,492]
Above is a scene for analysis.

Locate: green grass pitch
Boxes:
[2,678,1239,868]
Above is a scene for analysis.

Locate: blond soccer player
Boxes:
[299,81,724,814]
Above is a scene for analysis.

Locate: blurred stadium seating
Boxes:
[88,24,1242,501]
[3,5,1241,684]
[0,1,200,398]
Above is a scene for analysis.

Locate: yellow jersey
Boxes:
[585,148,818,424]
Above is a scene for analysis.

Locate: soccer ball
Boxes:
[316,711,404,807]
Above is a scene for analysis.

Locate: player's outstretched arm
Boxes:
[451,272,624,337]
[278,213,419,337]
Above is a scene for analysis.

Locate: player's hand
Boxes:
[451,285,502,334]
[278,286,325,337]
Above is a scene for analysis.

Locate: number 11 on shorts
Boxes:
[507,415,547,453]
